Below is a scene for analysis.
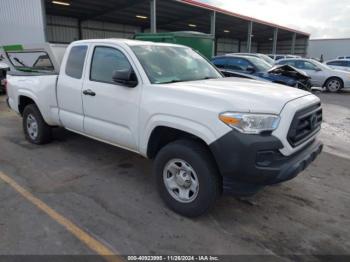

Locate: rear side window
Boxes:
[327,61,344,66]
[6,51,54,72]
[90,46,132,84]
[65,45,88,79]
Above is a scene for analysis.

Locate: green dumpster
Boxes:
[134,31,214,59]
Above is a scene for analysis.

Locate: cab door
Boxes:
[81,44,141,151]
[57,45,88,132]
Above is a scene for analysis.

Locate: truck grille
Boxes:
[287,103,322,147]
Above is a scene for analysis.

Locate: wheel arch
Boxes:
[147,126,211,159]
[147,125,223,189]
[323,76,344,88]
[18,95,37,115]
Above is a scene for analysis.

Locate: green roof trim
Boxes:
[3,45,24,52]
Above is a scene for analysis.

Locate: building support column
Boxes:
[150,0,157,33]
[291,32,296,54]
[210,11,216,35]
[247,21,253,53]
[210,11,216,56]
[272,28,278,54]
[78,20,83,40]
[41,0,48,42]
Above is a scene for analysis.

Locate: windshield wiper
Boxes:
[159,79,184,84]
[159,77,218,84]
[202,76,217,80]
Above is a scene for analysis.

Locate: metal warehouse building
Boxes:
[0,0,310,56]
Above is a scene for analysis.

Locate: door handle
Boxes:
[83,89,96,96]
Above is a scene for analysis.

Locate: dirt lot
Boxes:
[0,93,349,259]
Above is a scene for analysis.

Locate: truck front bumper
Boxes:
[209,131,323,196]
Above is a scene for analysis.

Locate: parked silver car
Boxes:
[276,58,350,92]
[325,59,350,72]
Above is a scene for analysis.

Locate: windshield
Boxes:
[246,56,272,72]
[131,45,222,84]
[259,54,275,65]
[311,60,332,70]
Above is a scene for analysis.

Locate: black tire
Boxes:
[154,140,220,217]
[22,104,52,144]
[324,77,343,93]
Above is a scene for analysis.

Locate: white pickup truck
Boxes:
[6,39,323,217]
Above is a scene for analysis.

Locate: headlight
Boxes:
[219,112,280,134]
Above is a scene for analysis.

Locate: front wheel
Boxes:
[154,140,220,217]
[325,77,343,93]
[23,104,52,144]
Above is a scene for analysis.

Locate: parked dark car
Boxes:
[230,53,275,65]
[0,62,9,94]
[212,55,312,90]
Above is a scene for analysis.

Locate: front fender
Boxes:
[139,114,228,156]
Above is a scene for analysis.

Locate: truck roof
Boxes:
[72,38,187,48]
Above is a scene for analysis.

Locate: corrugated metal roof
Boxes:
[178,0,310,36]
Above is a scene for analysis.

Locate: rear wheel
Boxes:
[154,140,220,217]
[325,77,343,93]
[23,104,52,144]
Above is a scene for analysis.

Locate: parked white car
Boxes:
[276,58,350,92]
[6,39,323,216]
[337,56,350,59]
[325,59,350,72]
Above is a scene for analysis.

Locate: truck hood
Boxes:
[162,77,311,114]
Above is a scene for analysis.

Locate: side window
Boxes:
[303,61,318,70]
[226,58,251,71]
[212,58,227,69]
[65,45,88,79]
[90,46,132,84]
[346,61,350,67]
[279,60,295,66]
[294,60,317,70]
[275,56,284,60]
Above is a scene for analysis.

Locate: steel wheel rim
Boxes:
[327,79,340,92]
[26,114,38,140]
[163,159,199,203]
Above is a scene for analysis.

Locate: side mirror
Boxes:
[315,67,322,72]
[246,66,255,73]
[112,69,138,88]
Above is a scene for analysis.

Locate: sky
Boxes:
[198,0,350,39]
